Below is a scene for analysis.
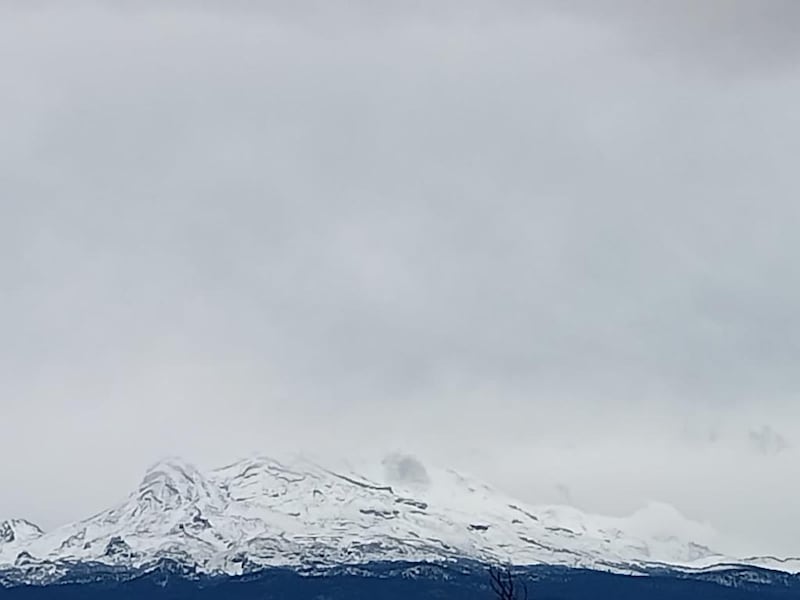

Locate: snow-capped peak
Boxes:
[0,519,43,545]
[137,457,226,512]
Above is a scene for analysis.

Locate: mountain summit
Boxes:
[0,520,43,546]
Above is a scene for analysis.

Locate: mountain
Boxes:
[1,453,797,590]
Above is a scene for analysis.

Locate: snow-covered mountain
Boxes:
[1,454,797,585]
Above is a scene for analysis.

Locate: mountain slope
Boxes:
[0,454,795,585]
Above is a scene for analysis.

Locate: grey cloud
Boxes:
[382,454,430,487]
[749,426,790,456]
[546,0,800,76]
[1,1,799,557]
[144,0,800,75]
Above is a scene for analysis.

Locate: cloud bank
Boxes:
[1,1,799,556]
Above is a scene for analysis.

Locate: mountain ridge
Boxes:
[1,454,797,586]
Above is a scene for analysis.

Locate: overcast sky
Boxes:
[2,1,800,557]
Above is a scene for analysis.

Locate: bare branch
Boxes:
[488,566,529,600]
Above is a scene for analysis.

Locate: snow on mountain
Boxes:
[0,520,44,547]
[0,454,794,580]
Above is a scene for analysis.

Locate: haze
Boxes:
[2,1,800,558]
